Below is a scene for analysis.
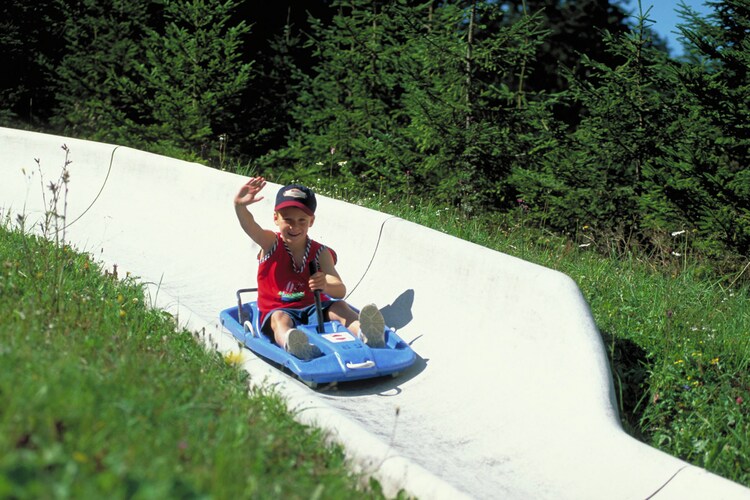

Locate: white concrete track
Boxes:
[2,127,748,499]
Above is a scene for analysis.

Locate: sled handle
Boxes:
[346,360,376,370]
[309,261,325,333]
[235,288,258,324]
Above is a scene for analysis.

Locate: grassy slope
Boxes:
[0,226,386,499]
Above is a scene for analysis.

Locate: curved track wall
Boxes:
[1,128,748,499]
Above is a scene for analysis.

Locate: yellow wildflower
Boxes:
[224,351,244,366]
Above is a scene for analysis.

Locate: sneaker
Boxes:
[359,304,385,348]
[285,329,321,360]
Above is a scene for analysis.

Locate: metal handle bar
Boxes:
[235,288,258,324]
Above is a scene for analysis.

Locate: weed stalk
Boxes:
[33,144,72,314]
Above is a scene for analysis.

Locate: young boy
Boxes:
[234,176,386,360]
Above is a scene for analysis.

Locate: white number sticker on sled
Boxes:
[322,332,357,343]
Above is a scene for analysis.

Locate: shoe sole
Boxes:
[359,304,385,348]
[286,329,321,360]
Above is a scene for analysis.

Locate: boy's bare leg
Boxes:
[269,310,295,347]
[269,310,321,360]
[327,301,361,334]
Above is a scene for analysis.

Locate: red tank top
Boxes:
[257,233,337,323]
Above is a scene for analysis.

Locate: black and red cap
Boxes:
[275,184,316,216]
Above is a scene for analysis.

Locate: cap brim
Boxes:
[275,201,314,216]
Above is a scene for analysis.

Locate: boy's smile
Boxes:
[274,207,314,245]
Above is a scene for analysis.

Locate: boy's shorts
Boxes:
[260,300,337,337]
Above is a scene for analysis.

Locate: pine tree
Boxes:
[510,0,750,261]
[509,3,680,239]
[397,1,557,211]
[495,0,634,95]
[232,1,334,158]
[133,0,253,160]
[263,0,558,212]
[49,0,153,140]
[0,0,63,126]
[668,0,750,256]
[48,0,252,162]
[262,0,418,187]
[236,18,305,158]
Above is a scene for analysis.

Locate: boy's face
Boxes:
[274,207,314,244]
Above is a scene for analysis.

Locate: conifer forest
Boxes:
[2,0,749,272]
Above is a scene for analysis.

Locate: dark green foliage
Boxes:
[2,0,749,262]
[235,22,304,159]
[133,0,253,160]
[233,2,335,159]
[48,0,252,163]
[260,1,560,213]
[497,0,633,94]
[509,6,673,236]
[397,2,556,212]
[260,0,433,186]
[0,0,65,127]
[669,0,750,256]
[509,1,750,264]
[49,0,154,141]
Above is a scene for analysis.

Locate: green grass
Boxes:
[0,226,387,499]
[332,188,750,488]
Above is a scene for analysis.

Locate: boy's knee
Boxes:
[327,301,344,314]
[270,310,293,327]
[326,301,358,323]
[328,301,353,317]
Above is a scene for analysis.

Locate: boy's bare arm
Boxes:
[234,177,276,251]
[312,248,346,299]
